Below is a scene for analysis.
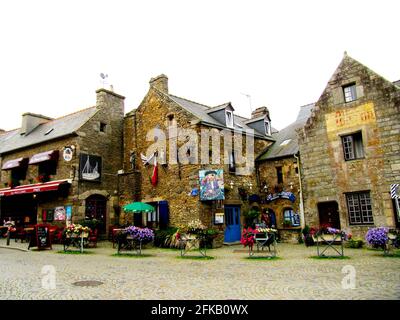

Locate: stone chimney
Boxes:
[96,88,125,114]
[20,113,53,135]
[251,106,270,119]
[149,74,168,93]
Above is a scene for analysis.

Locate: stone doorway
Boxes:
[317,201,340,229]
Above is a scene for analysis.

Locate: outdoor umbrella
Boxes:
[123,202,155,213]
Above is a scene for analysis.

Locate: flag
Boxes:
[151,156,158,187]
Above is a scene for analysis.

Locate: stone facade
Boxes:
[121,75,273,242]
[0,88,125,236]
[298,54,400,238]
[257,156,302,243]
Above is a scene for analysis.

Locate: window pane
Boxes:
[342,135,354,160]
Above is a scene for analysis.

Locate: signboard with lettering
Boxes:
[28,224,52,250]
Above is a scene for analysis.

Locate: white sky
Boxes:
[0,0,399,131]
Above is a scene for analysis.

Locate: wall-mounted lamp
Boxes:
[289,181,294,190]
[229,181,234,189]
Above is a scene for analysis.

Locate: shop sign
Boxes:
[63,148,73,162]
[266,191,296,203]
[79,154,102,182]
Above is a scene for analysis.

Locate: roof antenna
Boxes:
[99,73,108,88]
[241,92,252,114]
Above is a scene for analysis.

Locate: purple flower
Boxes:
[125,226,154,243]
[365,227,388,248]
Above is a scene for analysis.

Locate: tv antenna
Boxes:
[241,92,252,113]
[99,73,108,88]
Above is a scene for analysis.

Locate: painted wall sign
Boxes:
[325,102,376,133]
[79,154,102,182]
[266,191,296,203]
[199,169,224,201]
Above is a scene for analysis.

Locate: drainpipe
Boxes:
[294,153,305,229]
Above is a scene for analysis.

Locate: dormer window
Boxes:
[225,110,234,128]
[264,120,271,136]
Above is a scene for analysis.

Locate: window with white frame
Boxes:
[341,131,364,161]
[343,83,357,103]
[225,110,234,128]
[346,191,374,225]
[264,120,271,135]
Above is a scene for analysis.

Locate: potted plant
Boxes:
[243,208,260,228]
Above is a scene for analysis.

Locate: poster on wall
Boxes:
[79,154,102,182]
[54,207,66,221]
[65,205,72,222]
[199,169,225,201]
[214,212,224,225]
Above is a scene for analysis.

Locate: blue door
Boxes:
[224,206,241,242]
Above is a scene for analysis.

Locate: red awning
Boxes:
[1,157,29,170]
[29,150,59,165]
[0,179,70,197]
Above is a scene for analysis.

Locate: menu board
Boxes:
[28,224,52,250]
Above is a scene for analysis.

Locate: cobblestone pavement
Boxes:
[1,239,399,300]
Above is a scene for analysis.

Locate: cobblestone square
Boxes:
[1,240,399,300]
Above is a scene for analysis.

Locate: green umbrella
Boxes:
[123,202,155,213]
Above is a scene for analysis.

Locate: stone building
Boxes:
[298,54,400,238]
[121,74,274,243]
[0,88,125,236]
[256,103,314,242]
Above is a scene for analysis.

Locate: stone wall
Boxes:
[122,79,272,235]
[298,54,400,238]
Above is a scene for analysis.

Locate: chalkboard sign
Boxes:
[28,224,52,250]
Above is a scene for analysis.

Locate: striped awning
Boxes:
[29,150,59,165]
[0,179,70,197]
[1,157,28,170]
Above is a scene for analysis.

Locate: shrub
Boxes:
[154,227,178,248]
[345,238,364,248]
[365,227,389,249]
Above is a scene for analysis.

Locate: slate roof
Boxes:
[0,107,98,154]
[393,80,400,87]
[257,103,314,161]
[167,94,275,140]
